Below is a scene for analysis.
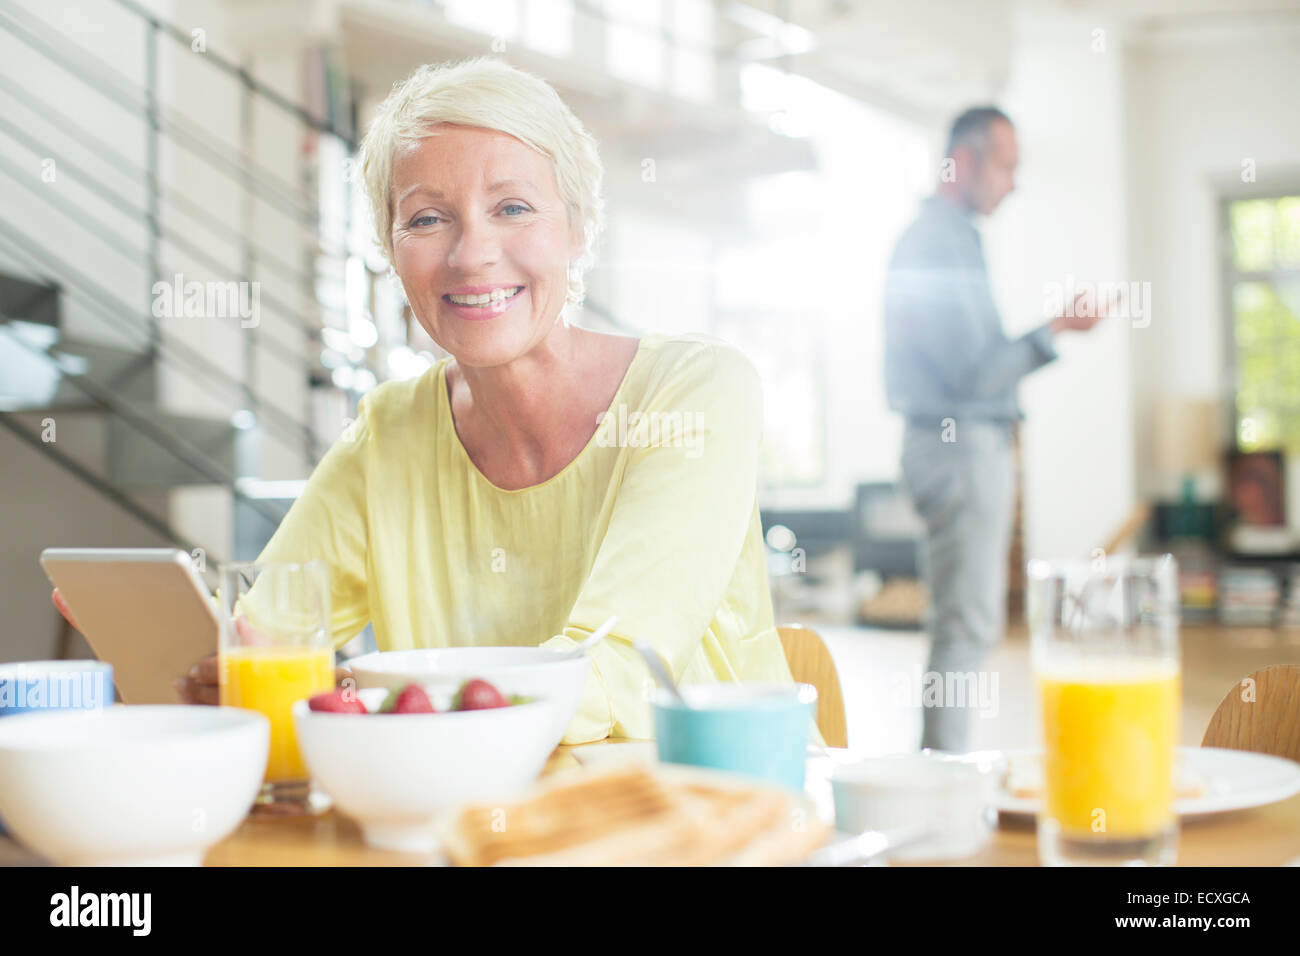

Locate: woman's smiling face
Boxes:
[390,124,582,367]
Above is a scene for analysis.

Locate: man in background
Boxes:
[883,106,1105,753]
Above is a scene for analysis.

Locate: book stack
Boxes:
[1217,566,1280,627]
[1279,565,1300,630]
[1178,567,1218,623]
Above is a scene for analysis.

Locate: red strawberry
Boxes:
[308,688,367,714]
[386,683,435,714]
[455,678,509,711]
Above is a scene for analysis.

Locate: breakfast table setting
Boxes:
[3,555,1300,868]
[3,734,1299,868]
[203,741,1300,867]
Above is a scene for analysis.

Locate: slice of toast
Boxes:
[438,764,829,866]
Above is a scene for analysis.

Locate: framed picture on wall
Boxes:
[1227,450,1286,526]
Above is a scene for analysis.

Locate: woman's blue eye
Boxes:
[411,215,440,227]
[502,204,529,216]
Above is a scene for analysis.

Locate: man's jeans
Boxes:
[900,419,1015,753]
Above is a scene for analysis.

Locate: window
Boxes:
[603,0,714,100]
[605,0,665,89]
[710,74,929,498]
[442,0,575,55]
[1228,195,1300,453]
[523,0,573,57]
[443,0,519,40]
[670,0,714,101]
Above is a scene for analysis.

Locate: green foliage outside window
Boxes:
[1230,196,1300,453]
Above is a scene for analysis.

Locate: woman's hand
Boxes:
[171,656,348,705]
[55,590,348,704]
[173,653,219,706]
[51,588,81,631]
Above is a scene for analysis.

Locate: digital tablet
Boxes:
[39,548,219,704]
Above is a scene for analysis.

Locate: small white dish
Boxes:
[830,752,1000,862]
[345,647,588,750]
[995,746,1300,818]
[0,705,268,866]
[293,688,556,854]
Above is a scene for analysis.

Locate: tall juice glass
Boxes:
[1027,554,1181,866]
[218,560,334,815]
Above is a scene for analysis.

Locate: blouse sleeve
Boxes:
[254,398,373,650]
[541,342,765,742]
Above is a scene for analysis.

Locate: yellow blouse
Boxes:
[257,333,802,743]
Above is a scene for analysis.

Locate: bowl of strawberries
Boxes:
[292,678,554,853]
[344,647,590,750]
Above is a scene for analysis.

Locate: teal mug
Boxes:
[653,682,818,791]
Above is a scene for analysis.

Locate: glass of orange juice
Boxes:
[1027,554,1181,866]
[218,560,335,815]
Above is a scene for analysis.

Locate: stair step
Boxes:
[108,410,238,487]
[4,399,239,488]
[0,326,158,408]
[0,273,59,328]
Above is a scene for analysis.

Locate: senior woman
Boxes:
[62,58,800,743]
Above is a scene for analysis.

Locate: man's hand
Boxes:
[1051,289,1118,334]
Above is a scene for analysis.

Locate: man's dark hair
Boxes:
[945,106,1013,159]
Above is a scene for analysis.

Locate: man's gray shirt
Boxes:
[884,194,1058,422]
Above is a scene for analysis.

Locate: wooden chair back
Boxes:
[1202,664,1300,763]
[778,625,848,748]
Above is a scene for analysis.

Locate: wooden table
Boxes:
[4,742,1299,866]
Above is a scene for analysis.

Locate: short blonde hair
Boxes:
[358,57,605,308]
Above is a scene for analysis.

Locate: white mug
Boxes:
[830,751,1002,862]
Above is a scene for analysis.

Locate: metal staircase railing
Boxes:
[0,146,320,376]
[0,411,203,554]
[0,1,348,229]
[0,0,364,560]
[0,219,321,459]
[0,303,290,528]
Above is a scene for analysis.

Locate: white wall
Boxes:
[987,7,1136,562]
[983,6,1300,562]
[591,84,931,512]
[1124,23,1300,510]
[750,101,930,511]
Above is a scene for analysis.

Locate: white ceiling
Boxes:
[723,0,1300,122]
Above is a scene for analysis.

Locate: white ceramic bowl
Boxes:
[0,705,268,866]
[345,647,589,749]
[830,751,1002,862]
[293,687,556,853]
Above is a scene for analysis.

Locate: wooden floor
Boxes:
[815,622,1300,753]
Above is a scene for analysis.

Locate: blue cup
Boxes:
[0,660,114,836]
[0,660,114,717]
[653,682,818,791]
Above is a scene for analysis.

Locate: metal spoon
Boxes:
[798,824,933,867]
[634,639,688,707]
[557,615,619,660]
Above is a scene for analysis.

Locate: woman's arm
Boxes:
[542,341,765,742]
